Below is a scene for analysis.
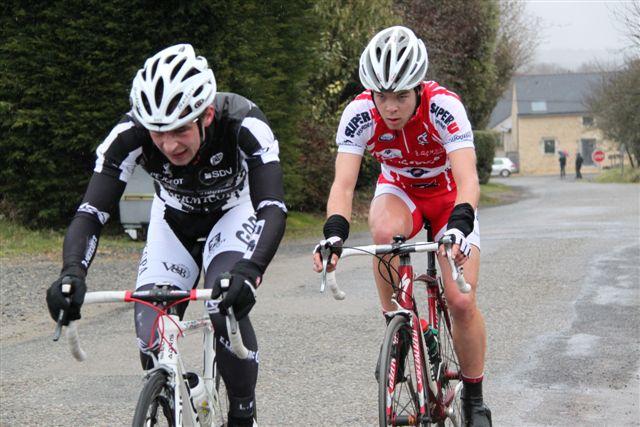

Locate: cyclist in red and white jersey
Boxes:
[313,26,491,426]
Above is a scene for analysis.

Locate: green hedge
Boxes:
[1,0,315,227]
[474,130,498,184]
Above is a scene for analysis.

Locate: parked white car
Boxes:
[491,157,518,177]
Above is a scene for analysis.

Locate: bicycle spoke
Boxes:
[432,290,462,427]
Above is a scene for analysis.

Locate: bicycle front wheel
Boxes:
[132,370,175,427]
[434,294,462,427]
[378,315,426,426]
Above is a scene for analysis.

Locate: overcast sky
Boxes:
[525,0,631,70]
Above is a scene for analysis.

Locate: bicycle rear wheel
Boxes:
[132,370,175,427]
[378,315,426,426]
[434,291,462,427]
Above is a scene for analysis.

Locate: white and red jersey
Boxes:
[336,81,474,196]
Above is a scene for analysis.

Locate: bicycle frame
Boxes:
[55,284,249,427]
[387,240,433,422]
[148,313,215,426]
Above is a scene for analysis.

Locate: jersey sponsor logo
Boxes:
[218,335,259,362]
[163,163,172,176]
[430,102,459,134]
[149,172,185,186]
[409,168,430,178]
[344,111,372,138]
[210,152,224,166]
[78,203,110,225]
[411,181,439,189]
[378,132,395,142]
[169,191,232,208]
[377,148,402,160]
[243,219,265,260]
[207,232,225,253]
[161,262,191,279]
[199,167,234,184]
[205,300,220,314]
[417,132,429,145]
[236,215,258,246]
[81,235,98,268]
[413,148,443,158]
[339,139,358,147]
[447,130,473,144]
[138,247,148,277]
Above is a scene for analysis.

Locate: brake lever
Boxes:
[320,246,330,293]
[52,283,72,342]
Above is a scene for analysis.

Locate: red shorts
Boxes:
[374,175,481,248]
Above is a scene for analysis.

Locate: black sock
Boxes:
[461,376,483,401]
[227,415,254,427]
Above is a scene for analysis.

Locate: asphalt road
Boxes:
[1,175,639,426]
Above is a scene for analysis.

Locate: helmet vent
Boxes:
[184,68,199,81]
[167,93,182,116]
[193,85,203,98]
[165,54,177,63]
[141,92,152,116]
[154,78,164,107]
[151,58,160,78]
[171,58,186,81]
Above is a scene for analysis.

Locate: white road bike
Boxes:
[53,277,248,427]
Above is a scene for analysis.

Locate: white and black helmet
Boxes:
[130,44,216,132]
[359,26,428,92]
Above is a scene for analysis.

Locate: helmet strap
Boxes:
[412,86,421,116]
[198,118,206,144]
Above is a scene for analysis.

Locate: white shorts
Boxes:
[136,196,257,290]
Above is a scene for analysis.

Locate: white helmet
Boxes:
[359,26,428,92]
[130,44,216,132]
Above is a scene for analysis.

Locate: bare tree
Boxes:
[612,0,640,52]
[497,0,541,73]
[586,59,640,168]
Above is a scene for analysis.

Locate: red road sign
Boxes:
[592,150,605,163]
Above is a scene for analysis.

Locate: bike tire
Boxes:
[434,291,462,427]
[132,370,175,427]
[213,359,228,426]
[378,315,426,427]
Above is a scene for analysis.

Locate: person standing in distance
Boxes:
[312,26,491,426]
[559,151,567,179]
[46,44,287,426]
[575,152,583,179]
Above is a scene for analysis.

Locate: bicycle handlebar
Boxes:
[320,237,471,299]
[57,280,250,361]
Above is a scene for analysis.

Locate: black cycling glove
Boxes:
[212,260,261,320]
[46,274,87,325]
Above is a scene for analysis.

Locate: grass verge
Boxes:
[594,168,640,183]
[0,182,521,259]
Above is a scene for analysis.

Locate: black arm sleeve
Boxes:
[61,173,126,278]
[245,161,287,274]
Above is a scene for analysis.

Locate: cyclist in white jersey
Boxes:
[46,44,286,426]
[313,26,491,426]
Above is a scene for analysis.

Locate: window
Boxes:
[581,138,596,165]
[582,116,594,126]
[531,101,547,112]
[543,139,555,154]
[492,158,503,166]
